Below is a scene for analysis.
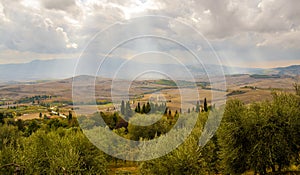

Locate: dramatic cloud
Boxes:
[0,0,78,54]
[41,0,77,11]
[0,0,299,67]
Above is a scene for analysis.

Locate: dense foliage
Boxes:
[219,92,300,174]
[140,92,300,174]
[0,91,299,174]
[0,119,108,174]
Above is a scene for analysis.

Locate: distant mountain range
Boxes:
[0,58,299,83]
[274,65,300,76]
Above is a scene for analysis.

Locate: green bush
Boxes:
[0,127,108,174]
[128,114,171,140]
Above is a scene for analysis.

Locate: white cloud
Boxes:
[256,30,300,49]
[0,0,299,67]
[41,0,76,11]
[0,0,79,54]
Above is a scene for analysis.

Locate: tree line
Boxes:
[120,98,209,119]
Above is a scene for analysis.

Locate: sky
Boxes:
[0,0,300,68]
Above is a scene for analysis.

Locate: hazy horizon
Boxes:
[1,57,300,70]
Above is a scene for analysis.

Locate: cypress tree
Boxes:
[121,100,125,115]
[141,104,145,114]
[137,102,141,113]
[154,103,159,113]
[195,101,200,113]
[125,101,132,120]
[204,98,208,112]
[68,111,73,120]
[146,102,151,114]
[135,102,141,113]
[164,107,168,115]
[175,110,179,118]
[294,83,300,96]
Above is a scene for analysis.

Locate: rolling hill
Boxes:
[0,58,299,83]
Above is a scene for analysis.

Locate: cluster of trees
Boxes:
[134,102,167,115]
[17,95,53,104]
[187,98,209,113]
[219,92,300,174]
[0,117,108,174]
[1,90,300,174]
[140,92,300,174]
[128,114,172,140]
[1,114,77,136]
[0,101,11,106]
[139,113,211,174]
[121,101,170,120]
[0,112,17,124]
[78,112,128,131]
[120,101,133,120]
[121,98,209,120]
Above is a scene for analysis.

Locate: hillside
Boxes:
[0,74,297,109]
